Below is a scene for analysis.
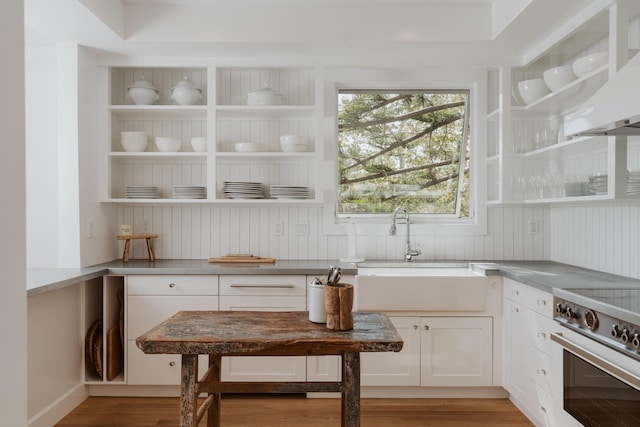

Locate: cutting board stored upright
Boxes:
[208,254,275,263]
[106,325,123,381]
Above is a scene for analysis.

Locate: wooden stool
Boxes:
[117,234,158,262]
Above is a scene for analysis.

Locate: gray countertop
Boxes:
[27,258,640,297]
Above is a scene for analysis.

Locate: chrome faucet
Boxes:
[389,207,421,262]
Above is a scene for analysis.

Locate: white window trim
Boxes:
[321,67,488,236]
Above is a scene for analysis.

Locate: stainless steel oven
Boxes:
[552,288,640,427]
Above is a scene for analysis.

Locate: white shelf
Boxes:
[109,105,207,118]
[513,135,607,158]
[216,105,315,119]
[109,152,207,159]
[215,151,314,160]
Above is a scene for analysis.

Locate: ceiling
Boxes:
[24,0,613,66]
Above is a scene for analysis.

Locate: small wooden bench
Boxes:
[116,233,158,262]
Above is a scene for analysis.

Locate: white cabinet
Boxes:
[503,278,558,427]
[218,275,307,382]
[104,66,323,204]
[125,275,218,385]
[361,316,493,387]
[488,5,639,205]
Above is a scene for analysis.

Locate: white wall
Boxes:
[117,205,549,261]
[0,0,28,425]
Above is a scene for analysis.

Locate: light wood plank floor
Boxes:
[56,396,534,426]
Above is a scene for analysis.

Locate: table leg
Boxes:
[207,354,221,427]
[180,354,198,427]
[342,352,361,427]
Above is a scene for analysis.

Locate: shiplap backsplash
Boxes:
[117,205,549,261]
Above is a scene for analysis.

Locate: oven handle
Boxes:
[551,332,640,389]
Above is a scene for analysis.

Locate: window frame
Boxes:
[321,67,488,237]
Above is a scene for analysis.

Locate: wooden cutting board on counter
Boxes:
[208,254,276,263]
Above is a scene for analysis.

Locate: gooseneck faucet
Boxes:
[389,207,422,262]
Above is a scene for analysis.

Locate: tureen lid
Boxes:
[128,76,158,92]
[250,83,281,95]
[173,76,201,91]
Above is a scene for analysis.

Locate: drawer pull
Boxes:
[230,284,295,289]
[169,361,175,367]
[537,299,547,307]
[537,368,547,376]
[169,283,176,288]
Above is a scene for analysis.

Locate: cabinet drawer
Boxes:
[127,275,218,296]
[529,287,553,318]
[127,341,208,385]
[531,347,553,393]
[530,311,556,355]
[127,295,219,338]
[503,278,529,304]
[219,275,306,296]
[219,295,306,311]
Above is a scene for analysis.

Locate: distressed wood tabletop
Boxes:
[136,311,403,356]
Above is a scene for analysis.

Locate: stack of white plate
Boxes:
[173,186,206,199]
[124,185,160,199]
[627,170,640,195]
[223,181,264,199]
[588,174,608,195]
[269,185,310,199]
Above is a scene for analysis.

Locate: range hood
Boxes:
[564,52,640,137]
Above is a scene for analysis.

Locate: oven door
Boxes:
[551,331,640,427]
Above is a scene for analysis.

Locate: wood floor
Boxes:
[56,395,534,426]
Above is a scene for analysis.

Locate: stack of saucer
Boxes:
[223,181,264,199]
[124,185,160,199]
[172,186,206,199]
[627,170,640,195]
[269,185,310,199]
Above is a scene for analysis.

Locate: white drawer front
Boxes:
[127,275,218,296]
[219,275,306,296]
[127,295,219,338]
[219,295,306,311]
[531,311,556,355]
[529,287,554,318]
[503,278,529,304]
[127,341,208,385]
[531,347,553,393]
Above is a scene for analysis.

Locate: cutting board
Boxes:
[208,254,276,263]
[106,325,123,381]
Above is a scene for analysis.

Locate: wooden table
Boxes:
[136,311,403,427]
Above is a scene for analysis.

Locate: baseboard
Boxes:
[361,386,509,398]
[28,384,88,427]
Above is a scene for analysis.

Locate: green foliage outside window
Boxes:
[337,89,471,217]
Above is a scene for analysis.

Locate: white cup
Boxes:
[190,137,207,152]
[308,282,327,323]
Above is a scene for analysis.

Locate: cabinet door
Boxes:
[219,295,307,382]
[420,317,493,387]
[361,317,421,386]
[503,299,538,414]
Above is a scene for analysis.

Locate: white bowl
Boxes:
[572,52,608,78]
[543,65,576,91]
[155,137,182,152]
[517,78,550,105]
[190,137,207,152]
[235,142,270,152]
[120,131,148,152]
[281,144,308,152]
[279,135,304,145]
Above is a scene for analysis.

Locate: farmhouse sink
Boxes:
[354,262,495,312]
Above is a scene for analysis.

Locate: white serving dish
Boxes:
[127,78,159,105]
[517,78,550,105]
[280,144,308,152]
[246,83,283,106]
[155,136,182,152]
[235,142,270,152]
[572,52,608,77]
[120,131,148,152]
[171,76,202,105]
[543,65,576,91]
[190,137,207,152]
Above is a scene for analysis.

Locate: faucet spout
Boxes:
[389,207,421,262]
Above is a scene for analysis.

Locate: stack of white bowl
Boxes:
[120,131,148,152]
[279,135,309,152]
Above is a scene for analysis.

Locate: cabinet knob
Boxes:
[169,283,176,288]
[537,368,547,376]
[169,361,176,367]
[537,332,546,339]
[413,325,418,330]
[512,289,519,296]
[539,406,547,414]
[424,325,430,331]
[537,299,547,307]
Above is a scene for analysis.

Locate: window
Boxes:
[337,89,471,219]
